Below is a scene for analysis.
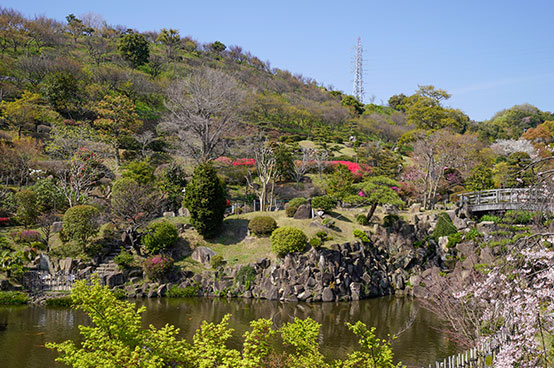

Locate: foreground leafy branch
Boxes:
[47,280,404,368]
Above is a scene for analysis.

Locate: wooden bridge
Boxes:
[458,187,553,214]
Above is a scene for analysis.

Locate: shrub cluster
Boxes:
[167,285,198,298]
[0,291,29,305]
[63,205,100,244]
[383,214,400,228]
[431,212,457,241]
[141,221,178,254]
[210,254,226,269]
[248,215,277,237]
[114,250,135,270]
[309,237,322,248]
[270,226,307,257]
[45,295,73,307]
[235,265,257,290]
[353,229,370,243]
[285,197,307,217]
[144,255,174,281]
[355,214,369,226]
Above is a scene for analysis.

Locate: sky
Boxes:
[3,0,554,121]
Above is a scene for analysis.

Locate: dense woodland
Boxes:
[0,7,553,368]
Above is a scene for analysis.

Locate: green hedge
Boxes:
[432,212,457,241]
[45,295,73,307]
[142,221,179,254]
[167,285,198,298]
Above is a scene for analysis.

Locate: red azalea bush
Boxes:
[144,255,174,281]
[327,161,371,177]
[0,217,10,227]
[233,158,256,166]
[214,156,233,166]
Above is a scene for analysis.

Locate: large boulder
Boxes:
[322,287,334,302]
[59,257,75,275]
[106,272,125,287]
[191,246,217,267]
[293,204,312,219]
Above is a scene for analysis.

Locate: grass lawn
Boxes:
[177,207,374,271]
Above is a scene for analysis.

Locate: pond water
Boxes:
[0,296,458,367]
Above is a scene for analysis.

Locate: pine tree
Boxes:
[183,162,226,237]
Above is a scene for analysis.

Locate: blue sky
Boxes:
[4,0,554,121]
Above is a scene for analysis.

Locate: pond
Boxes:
[0,296,458,367]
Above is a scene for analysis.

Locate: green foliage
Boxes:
[353,229,370,243]
[184,163,227,238]
[336,321,403,368]
[113,250,135,270]
[63,205,100,245]
[341,95,364,115]
[270,226,307,257]
[144,255,174,281]
[502,210,536,225]
[358,176,403,222]
[447,232,463,249]
[465,164,495,191]
[235,265,256,290]
[156,163,187,212]
[166,285,198,298]
[383,214,400,228]
[122,160,156,185]
[248,215,277,237]
[210,255,226,269]
[315,231,328,241]
[356,214,369,226]
[431,212,457,241]
[326,164,354,201]
[45,295,73,307]
[311,195,337,212]
[309,237,322,248]
[480,214,500,223]
[273,144,294,181]
[465,228,483,241]
[504,152,536,188]
[118,32,150,67]
[14,189,39,227]
[41,71,81,116]
[32,178,68,213]
[0,291,29,305]
[46,281,403,367]
[286,197,307,217]
[141,221,178,254]
[322,218,336,228]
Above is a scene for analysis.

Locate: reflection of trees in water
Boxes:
[139,297,459,365]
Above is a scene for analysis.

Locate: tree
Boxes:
[358,176,403,222]
[63,205,100,247]
[163,68,245,163]
[290,148,313,189]
[1,91,41,138]
[0,138,42,187]
[65,14,84,42]
[404,85,468,132]
[156,28,180,61]
[92,93,142,166]
[183,162,226,237]
[111,177,161,252]
[209,40,226,54]
[56,148,104,207]
[117,32,149,67]
[465,164,495,191]
[41,71,81,117]
[14,189,38,227]
[326,164,354,202]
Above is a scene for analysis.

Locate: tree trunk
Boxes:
[366,202,378,222]
[114,144,121,166]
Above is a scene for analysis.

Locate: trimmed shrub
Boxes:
[311,195,337,212]
[286,197,308,217]
[167,285,198,298]
[183,163,227,237]
[353,229,370,243]
[141,221,178,254]
[309,237,322,248]
[235,265,256,290]
[270,226,307,257]
[248,216,277,237]
[447,232,463,249]
[144,255,174,281]
[114,250,134,270]
[45,295,72,307]
[315,231,328,241]
[383,214,400,228]
[322,218,335,228]
[32,178,68,213]
[502,210,536,225]
[63,205,100,244]
[356,214,369,226]
[465,228,483,241]
[0,291,29,305]
[432,212,457,241]
[210,254,226,269]
[480,214,500,223]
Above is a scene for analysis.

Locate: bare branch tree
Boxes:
[133,130,155,159]
[290,148,313,189]
[162,68,245,163]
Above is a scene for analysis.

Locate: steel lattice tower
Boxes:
[353,37,364,102]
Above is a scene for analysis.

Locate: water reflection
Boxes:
[0,297,458,368]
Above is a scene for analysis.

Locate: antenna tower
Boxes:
[353,37,364,102]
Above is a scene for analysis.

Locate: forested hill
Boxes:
[1,7,553,147]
